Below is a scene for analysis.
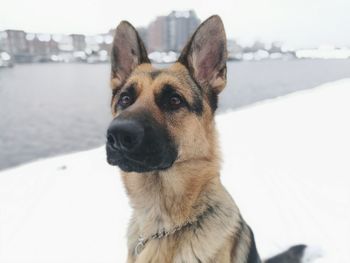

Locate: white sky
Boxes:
[0,0,349,48]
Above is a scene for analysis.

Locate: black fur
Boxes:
[115,84,137,111]
[246,225,262,263]
[207,88,218,112]
[154,84,203,115]
[265,244,307,263]
[150,70,162,79]
[106,111,177,173]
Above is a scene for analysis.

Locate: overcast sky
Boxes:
[0,0,349,48]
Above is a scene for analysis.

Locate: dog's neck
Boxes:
[121,150,223,236]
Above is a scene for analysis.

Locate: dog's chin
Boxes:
[107,154,176,173]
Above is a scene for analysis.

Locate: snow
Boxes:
[296,47,350,59]
[1,79,350,263]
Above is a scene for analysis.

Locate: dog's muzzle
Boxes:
[106,113,177,173]
[107,119,144,153]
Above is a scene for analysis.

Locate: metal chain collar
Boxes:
[134,219,194,256]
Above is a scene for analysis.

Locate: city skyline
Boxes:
[1,9,306,66]
[2,8,349,66]
[0,11,208,64]
[0,0,349,49]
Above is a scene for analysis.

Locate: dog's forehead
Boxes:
[129,63,194,91]
[132,63,189,76]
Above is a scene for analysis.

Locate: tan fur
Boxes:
[108,16,258,263]
[109,63,253,262]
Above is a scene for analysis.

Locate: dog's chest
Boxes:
[130,224,234,263]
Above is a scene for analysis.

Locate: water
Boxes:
[0,59,349,170]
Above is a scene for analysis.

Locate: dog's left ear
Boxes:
[111,21,150,90]
[178,15,227,94]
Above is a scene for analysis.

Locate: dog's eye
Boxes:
[118,93,133,108]
[168,94,183,110]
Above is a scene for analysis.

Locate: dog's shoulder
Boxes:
[230,219,262,263]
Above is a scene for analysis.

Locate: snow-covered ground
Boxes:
[0,79,349,263]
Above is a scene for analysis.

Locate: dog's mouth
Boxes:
[105,112,178,173]
[106,143,176,173]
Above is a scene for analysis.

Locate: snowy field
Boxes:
[0,79,349,262]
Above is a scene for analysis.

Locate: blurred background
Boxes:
[0,0,350,170]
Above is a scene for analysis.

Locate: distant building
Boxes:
[26,33,59,59]
[70,34,86,51]
[57,35,74,52]
[1,30,28,55]
[99,33,113,55]
[136,27,148,49]
[0,30,32,62]
[0,31,8,52]
[227,39,243,60]
[244,41,266,53]
[269,41,283,53]
[147,10,200,52]
[148,16,169,52]
[0,11,298,64]
[167,10,200,51]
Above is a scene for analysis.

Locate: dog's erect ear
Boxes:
[111,21,150,89]
[178,15,227,94]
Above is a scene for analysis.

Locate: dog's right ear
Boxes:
[110,21,150,91]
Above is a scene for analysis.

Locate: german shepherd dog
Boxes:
[106,15,307,263]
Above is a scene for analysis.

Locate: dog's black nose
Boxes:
[107,119,144,152]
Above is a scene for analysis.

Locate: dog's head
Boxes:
[106,16,227,173]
